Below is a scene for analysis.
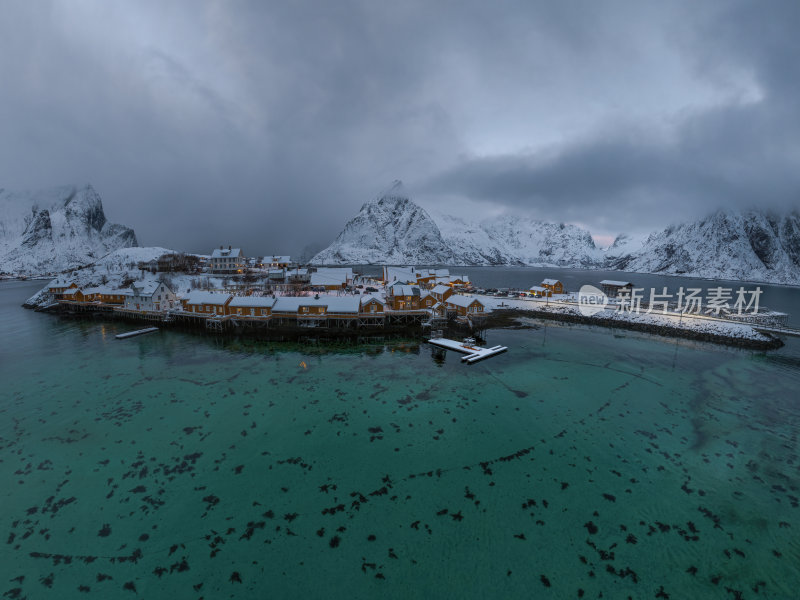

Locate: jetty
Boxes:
[427,333,507,364]
[115,327,159,339]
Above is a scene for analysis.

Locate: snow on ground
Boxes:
[476,294,772,341]
[93,247,175,270]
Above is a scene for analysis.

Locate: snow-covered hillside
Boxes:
[435,212,602,267]
[312,182,600,267]
[610,208,800,285]
[0,184,138,275]
[312,183,800,285]
[311,181,456,265]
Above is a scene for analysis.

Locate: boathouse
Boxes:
[182,291,233,315]
[446,295,486,316]
[61,288,86,303]
[227,296,275,318]
[272,296,361,326]
[47,279,77,300]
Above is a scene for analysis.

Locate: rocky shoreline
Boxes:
[486,308,784,351]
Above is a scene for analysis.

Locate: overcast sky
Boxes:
[1,0,798,254]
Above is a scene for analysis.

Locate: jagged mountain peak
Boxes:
[313,191,800,283]
[311,183,454,265]
[609,205,800,283]
[0,184,137,275]
[313,184,602,267]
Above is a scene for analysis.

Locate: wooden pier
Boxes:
[426,335,507,364]
[115,327,159,339]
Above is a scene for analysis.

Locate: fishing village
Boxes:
[22,246,797,352]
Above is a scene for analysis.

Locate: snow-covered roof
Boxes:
[431,284,451,295]
[310,271,347,286]
[390,284,420,297]
[443,275,470,284]
[541,278,561,285]
[268,255,291,263]
[360,295,385,306]
[83,286,112,295]
[315,267,353,277]
[529,286,548,292]
[131,281,173,297]
[599,280,632,287]
[211,248,243,258]
[447,295,483,308]
[229,296,276,308]
[384,266,417,283]
[273,296,360,313]
[47,278,72,289]
[62,288,81,296]
[184,291,233,305]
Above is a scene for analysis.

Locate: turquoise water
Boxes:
[2,280,800,599]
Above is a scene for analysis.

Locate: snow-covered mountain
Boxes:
[435,212,602,267]
[312,184,800,284]
[312,182,600,267]
[0,184,137,275]
[609,208,800,285]
[311,181,456,265]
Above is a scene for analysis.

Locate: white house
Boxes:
[123,281,177,312]
[210,246,245,274]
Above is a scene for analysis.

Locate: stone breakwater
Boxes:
[487,308,784,351]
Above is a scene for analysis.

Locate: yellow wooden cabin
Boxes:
[272,296,361,319]
[226,296,274,318]
[430,284,453,303]
[61,288,86,303]
[182,291,233,315]
[359,297,385,314]
[48,281,77,300]
[420,293,437,309]
[388,285,421,310]
[540,279,564,294]
[528,285,552,298]
[445,295,486,317]
[100,291,128,305]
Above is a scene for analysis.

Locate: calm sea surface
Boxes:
[2,277,800,599]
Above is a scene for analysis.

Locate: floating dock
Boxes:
[427,337,508,364]
[115,327,159,339]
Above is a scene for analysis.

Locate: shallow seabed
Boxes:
[2,283,800,599]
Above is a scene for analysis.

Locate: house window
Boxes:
[370,304,376,313]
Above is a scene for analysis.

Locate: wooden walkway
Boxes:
[426,337,508,364]
[116,327,159,339]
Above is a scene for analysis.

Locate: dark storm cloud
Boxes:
[422,0,800,237]
[1,0,798,253]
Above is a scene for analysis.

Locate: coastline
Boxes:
[485,307,784,350]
